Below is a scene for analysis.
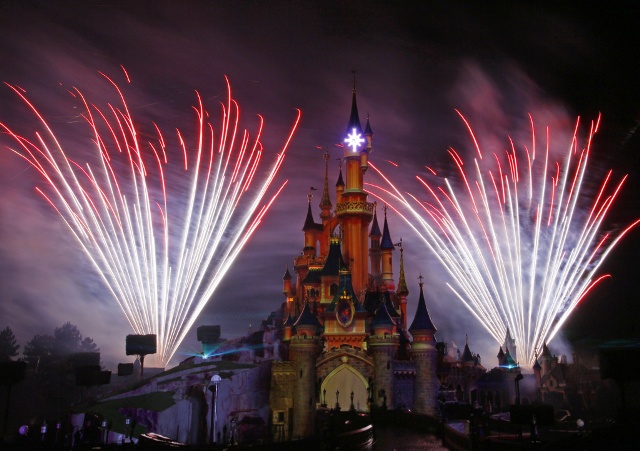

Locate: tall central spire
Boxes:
[346,87,363,137]
[335,75,374,295]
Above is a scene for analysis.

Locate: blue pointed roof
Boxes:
[294,302,321,329]
[283,266,292,280]
[369,207,381,237]
[302,268,321,285]
[383,292,400,318]
[283,313,295,327]
[371,301,395,328]
[320,238,345,277]
[346,89,363,136]
[364,115,373,136]
[461,337,474,362]
[408,282,436,332]
[380,212,395,250]
[303,202,316,231]
[336,166,345,187]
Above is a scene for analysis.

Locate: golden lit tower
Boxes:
[335,82,374,296]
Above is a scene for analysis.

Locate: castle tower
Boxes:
[302,195,318,259]
[369,302,399,409]
[409,276,438,415]
[503,327,517,364]
[283,266,295,320]
[396,240,409,331]
[540,342,552,376]
[380,207,396,291]
[319,151,333,256]
[290,302,321,438]
[335,84,374,295]
[369,205,382,281]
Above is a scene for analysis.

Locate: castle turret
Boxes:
[380,207,395,291]
[319,151,333,256]
[283,266,292,296]
[409,276,438,415]
[369,302,399,409]
[503,327,517,364]
[460,335,475,367]
[335,163,345,204]
[336,84,373,295]
[369,204,382,280]
[302,196,318,258]
[396,240,409,331]
[290,302,321,438]
[540,342,552,376]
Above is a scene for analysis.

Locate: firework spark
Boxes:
[368,114,639,367]
[1,73,300,366]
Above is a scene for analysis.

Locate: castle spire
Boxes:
[396,239,409,331]
[369,203,382,281]
[320,151,332,212]
[408,275,438,416]
[380,205,395,290]
[346,72,363,137]
[409,275,437,333]
[396,240,408,296]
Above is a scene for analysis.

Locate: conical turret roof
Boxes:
[336,166,345,187]
[461,336,474,362]
[369,207,381,237]
[380,209,395,250]
[294,302,321,329]
[303,202,316,231]
[346,89,363,136]
[364,115,373,136]
[320,237,345,277]
[408,279,436,332]
[371,301,395,329]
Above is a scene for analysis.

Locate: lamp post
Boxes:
[209,374,222,444]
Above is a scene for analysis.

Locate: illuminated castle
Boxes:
[268,84,439,439]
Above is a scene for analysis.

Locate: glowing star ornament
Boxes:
[345,127,365,152]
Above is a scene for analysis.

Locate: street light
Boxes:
[209,373,222,444]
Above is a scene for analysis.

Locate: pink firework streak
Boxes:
[1,73,301,366]
[367,114,639,368]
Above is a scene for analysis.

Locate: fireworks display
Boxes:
[368,114,640,367]
[0,72,300,366]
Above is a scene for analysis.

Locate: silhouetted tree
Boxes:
[0,326,19,361]
[23,333,55,369]
[23,322,100,371]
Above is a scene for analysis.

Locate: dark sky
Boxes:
[1,1,639,369]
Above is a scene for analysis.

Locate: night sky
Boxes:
[1,1,639,369]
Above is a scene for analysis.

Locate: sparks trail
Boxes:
[367,114,639,368]
[0,74,301,367]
